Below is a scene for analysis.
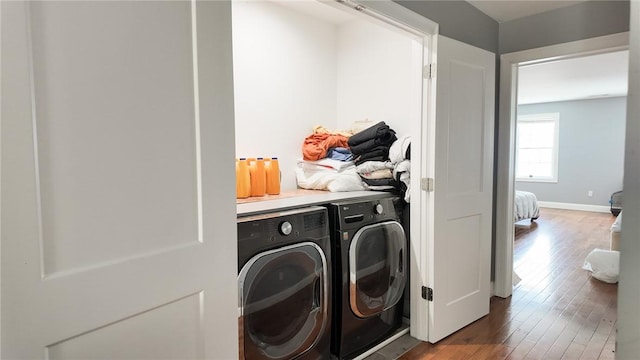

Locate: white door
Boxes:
[1,1,238,358]
[427,35,495,342]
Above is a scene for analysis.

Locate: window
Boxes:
[516,113,559,182]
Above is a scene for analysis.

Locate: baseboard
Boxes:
[537,201,610,213]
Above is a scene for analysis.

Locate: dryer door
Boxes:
[238,242,328,359]
[349,221,406,318]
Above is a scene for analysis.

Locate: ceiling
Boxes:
[462,0,628,104]
[518,50,629,104]
[274,0,354,23]
[466,0,589,23]
[283,0,592,25]
[273,0,629,104]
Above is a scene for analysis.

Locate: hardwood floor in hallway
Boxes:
[395,208,618,360]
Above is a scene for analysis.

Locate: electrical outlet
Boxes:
[588,190,593,197]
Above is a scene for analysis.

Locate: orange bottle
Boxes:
[265,157,281,195]
[249,158,266,197]
[236,158,251,199]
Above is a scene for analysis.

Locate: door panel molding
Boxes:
[1,1,238,358]
[428,35,495,343]
[26,1,203,276]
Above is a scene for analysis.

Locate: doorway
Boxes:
[515,50,627,212]
[494,32,630,298]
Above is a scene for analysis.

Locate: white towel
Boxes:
[295,165,365,192]
[389,135,411,164]
[297,157,354,172]
[393,160,411,203]
[356,161,394,174]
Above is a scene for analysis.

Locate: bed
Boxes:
[610,211,622,250]
[515,190,540,222]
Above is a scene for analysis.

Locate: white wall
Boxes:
[232,1,419,191]
[335,20,418,137]
[516,97,626,206]
[232,1,337,190]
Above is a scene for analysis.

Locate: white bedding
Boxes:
[295,159,366,192]
[515,190,540,222]
[611,211,622,233]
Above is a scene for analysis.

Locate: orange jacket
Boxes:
[302,133,350,161]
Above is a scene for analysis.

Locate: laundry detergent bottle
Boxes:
[249,158,266,197]
[236,158,251,199]
[265,157,281,195]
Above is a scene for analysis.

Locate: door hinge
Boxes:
[421,286,433,301]
[422,64,436,79]
[423,63,435,79]
[421,177,434,192]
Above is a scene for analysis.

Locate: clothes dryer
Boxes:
[237,206,331,360]
[326,195,406,359]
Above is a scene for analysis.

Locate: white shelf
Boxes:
[237,190,392,216]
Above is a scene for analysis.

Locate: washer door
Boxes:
[238,242,328,359]
[349,221,406,318]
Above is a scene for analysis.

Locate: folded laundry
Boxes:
[355,155,387,166]
[360,169,393,180]
[393,159,410,180]
[326,147,354,161]
[349,139,377,155]
[364,184,397,191]
[298,157,355,171]
[359,146,389,160]
[302,132,350,161]
[347,121,396,148]
[354,146,389,163]
[349,136,395,155]
[295,164,365,192]
[389,135,411,164]
[356,160,394,174]
[362,177,398,187]
[393,159,411,203]
[313,125,353,138]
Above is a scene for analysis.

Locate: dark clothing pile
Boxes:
[347,121,397,165]
[348,122,411,201]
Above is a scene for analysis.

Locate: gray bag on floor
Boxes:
[610,190,623,216]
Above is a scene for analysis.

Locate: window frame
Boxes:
[515,112,560,183]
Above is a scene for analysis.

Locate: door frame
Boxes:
[329,0,439,342]
[494,32,630,298]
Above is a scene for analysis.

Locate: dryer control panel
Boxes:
[331,196,399,232]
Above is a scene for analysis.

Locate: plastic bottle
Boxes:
[265,157,281,195]
[249,157,266,197]
[236,158,251,199]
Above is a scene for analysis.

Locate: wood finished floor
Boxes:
[395,208,618,360]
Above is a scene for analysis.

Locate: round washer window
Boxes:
[238,242,328,359]
[349,221,406,318]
